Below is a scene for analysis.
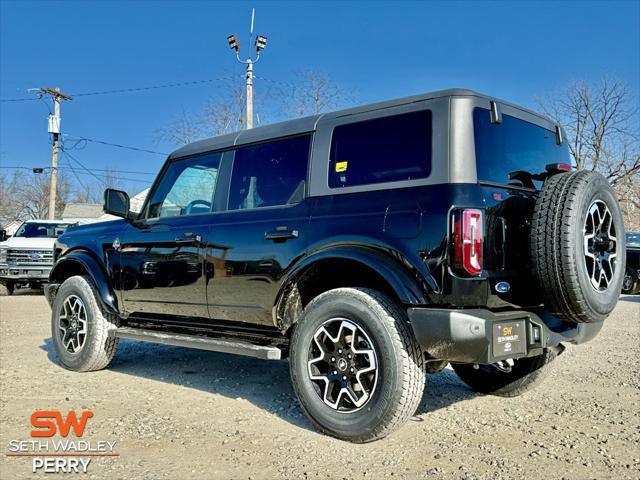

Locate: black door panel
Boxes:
[117,218,209,318]
[204,134,312,326]
[205,205,309,326]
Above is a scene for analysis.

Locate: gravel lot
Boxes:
[0,291,638,479]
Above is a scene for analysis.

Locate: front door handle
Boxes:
[175,234,202,245]
[265,229,298,242]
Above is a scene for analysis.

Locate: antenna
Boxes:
[250,8,255,36]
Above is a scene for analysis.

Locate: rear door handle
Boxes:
[265,229,298,241]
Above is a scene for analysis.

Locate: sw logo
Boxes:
[30,410,93,437]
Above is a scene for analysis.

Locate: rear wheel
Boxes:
[451,349,558,397]
[622,268,639,294]
[289,288,425,443]
[51,275,119,372]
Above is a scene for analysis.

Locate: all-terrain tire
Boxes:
[531,170,625,323]
[622,268,640,295]
[51,275,119,372]
[0,282,14,296]
[451,348,558,397]
[289,288,425,443]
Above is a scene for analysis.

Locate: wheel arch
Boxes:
[49,250,119,314]
[274,246,429,334]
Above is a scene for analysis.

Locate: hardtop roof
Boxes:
[23,219,76,224]
[169,88,555,159]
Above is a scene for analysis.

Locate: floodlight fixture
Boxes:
[255,35,267,52]
[227,34,239,52]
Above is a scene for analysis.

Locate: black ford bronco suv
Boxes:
[45,89,626,442]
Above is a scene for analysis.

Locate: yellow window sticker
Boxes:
[335,161,348,173]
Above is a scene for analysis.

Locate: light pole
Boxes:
[227,14,267,130]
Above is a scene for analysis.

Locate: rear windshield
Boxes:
[14,222,74,238]
[328,109,432,188]
[473,108,570,189]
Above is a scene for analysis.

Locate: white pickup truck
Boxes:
[0,220,77,295]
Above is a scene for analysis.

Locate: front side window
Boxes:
[473,108,571,189]
[328,109,432,188]
[147,152,221,218]
[228,135,310,210]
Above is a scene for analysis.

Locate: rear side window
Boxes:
[228,135,310,210]
[328,110,432,188]
[473,108,570,189]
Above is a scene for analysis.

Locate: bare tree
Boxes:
[538,78,640,230]
[538,78,639,181]
[156,71,354,147]
[283,70,353,118]
[200,78,247,136]
[69,167,124,204]
[155,108,205,146]
[0,170,70,223]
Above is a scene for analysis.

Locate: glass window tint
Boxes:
[14,222,75,238]
[473,108,571,189]
[328,110,432,188]
[228,135,310,210]
[147,152,221,218]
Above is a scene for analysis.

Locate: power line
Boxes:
[254,76,297,88]
[0,77,237,103]
[0,164,153,184]
[61,150,107,185]
[62,149,153,184]
[0,97,38,102]
[63,134,168,156]
[70,77,234,97]
[0,165,156,176]
[63,157,89,191]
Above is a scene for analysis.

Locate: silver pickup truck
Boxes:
[0,220,76,295]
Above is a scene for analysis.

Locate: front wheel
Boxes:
[51,275,119,372]
[0,281,14,296]
[451,349,558,397]
[289,288,425,443]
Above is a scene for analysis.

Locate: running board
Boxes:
[111,327,282,360]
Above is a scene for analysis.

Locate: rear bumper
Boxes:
[408,307,603,365]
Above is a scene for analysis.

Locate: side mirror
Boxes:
[104,189,132,219]
[0,230,6,242]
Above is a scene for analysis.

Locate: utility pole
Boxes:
[38,87,72,219]
[227,8,268,129]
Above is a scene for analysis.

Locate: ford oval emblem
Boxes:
[495,281,511,293]
[29,252,43,260]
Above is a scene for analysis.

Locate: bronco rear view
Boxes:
[44,89,626,442]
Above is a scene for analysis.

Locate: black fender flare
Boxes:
[50,250,119,314]
[274,245,431,328]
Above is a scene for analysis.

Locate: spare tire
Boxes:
[531,170,626,323]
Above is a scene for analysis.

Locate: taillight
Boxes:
[452,209,483,276]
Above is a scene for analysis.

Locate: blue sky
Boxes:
[1,0,638,195]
